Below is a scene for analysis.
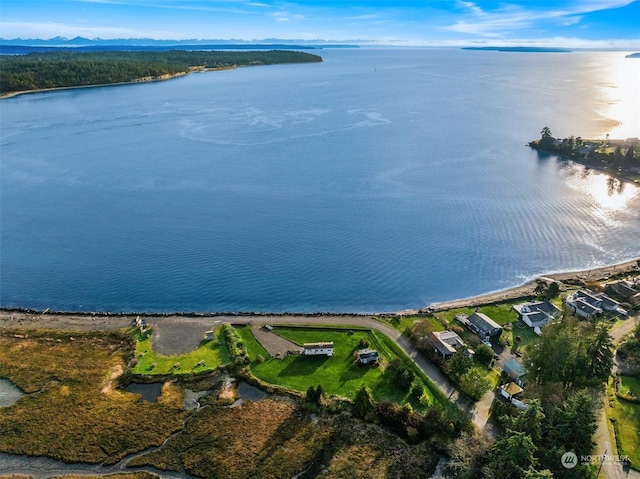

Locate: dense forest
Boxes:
[0,50,322,94]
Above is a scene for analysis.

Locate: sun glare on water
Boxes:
[597,55,640,140]
[566,171,639,224]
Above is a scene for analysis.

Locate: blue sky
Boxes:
[0,0,638,47]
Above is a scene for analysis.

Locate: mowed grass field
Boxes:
[131,325,230,375]
[608,375,640,468]
[237,326,436,407]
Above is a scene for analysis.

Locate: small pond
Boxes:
[124,382,162,403]
[0,378,24,407]
[230,381,269,407]
[183,388,211,410]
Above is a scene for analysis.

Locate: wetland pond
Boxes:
[0,378,24,407]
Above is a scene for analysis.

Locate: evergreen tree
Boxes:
[353,384,375,419]
[488,431,537,479]
[510,399,545,444]
[449,349,473,379]
[540,127,554,148]
[546,389,597,458]
[586,325,613,383]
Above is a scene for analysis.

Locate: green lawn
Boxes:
[608,376,640,469]
[131,325,231,375]
[618,375,640,398]
[236,326,435,408]
[379,315,445,335]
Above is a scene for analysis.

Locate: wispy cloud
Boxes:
[73,0,262,14]
[448,0,637,37]
[0,20,176,39]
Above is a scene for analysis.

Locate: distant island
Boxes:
[462,46,572,52]
[529,127,640,183]
[0,49,323,97]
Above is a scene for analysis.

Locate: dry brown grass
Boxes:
[130,397,439,479]
[129,397,328,478]
[0,329,186,464]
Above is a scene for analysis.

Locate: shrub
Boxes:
[395,368,415,391]
[411,382,424,400]
[474,344,494,366]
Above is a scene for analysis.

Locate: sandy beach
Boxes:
[0,65,243,100]
[422,257,639,313]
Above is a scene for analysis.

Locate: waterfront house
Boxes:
[566,289,627,318]
[503,359,527,386]
[303,342,334,356]
[608,280,638,300]
[513,300,561,329]
[356,348,379,365]
[429,331,467,358]
[467,312,503,338]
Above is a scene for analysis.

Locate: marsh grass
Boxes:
[129,398,439,479]
[0,329,186,464]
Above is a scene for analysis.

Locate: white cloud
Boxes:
[447,0,637,37]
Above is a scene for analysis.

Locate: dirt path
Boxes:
[251,323,302,357]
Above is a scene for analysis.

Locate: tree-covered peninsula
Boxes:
[530,126,640,183]
[0,49,322,95]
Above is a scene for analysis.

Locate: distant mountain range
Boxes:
[0,36,359,49]
[461,46,572,52]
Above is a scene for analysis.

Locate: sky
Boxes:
[0,0,639,48]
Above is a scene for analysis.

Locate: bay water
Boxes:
[1,48,639,313]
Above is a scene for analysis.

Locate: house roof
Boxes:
[436,331,465,347]
[599,294,621,309]
[574,290,602,307]
[431,331,465,356]
[503,359,527,378]
[522,311,548,325]
[570,299,602,316]
[513,300,559,317]
[610,280,637,298]
[303,342,334,349]
[502,382,524,396]
[468,312,502,334]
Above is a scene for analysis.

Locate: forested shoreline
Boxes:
[0,50,322,95]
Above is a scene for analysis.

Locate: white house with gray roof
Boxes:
[429,331,467,358]
[566,289,627,319]
[513,300,561,329]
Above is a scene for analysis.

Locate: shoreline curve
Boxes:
[1,257,638,319]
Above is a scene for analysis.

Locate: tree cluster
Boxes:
[525,316,613,389]
[617,322,640,375]
[0,50,322,94]
[351,385,471,444]
[532,127,640,177]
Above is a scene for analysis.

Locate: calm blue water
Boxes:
[1,49,639,313]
